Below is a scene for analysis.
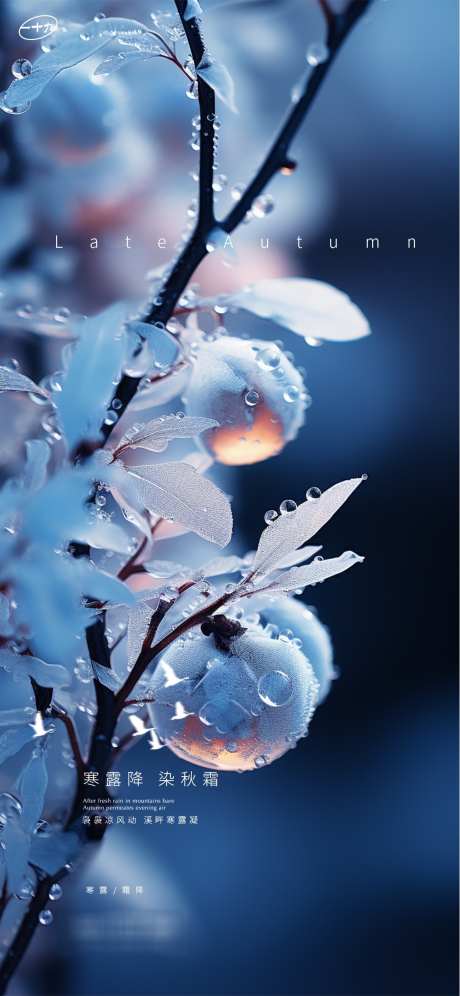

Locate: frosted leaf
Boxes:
[253,478,364,575]
[129,365,190,411]
[0,709,35,728]
[0,726,35,766]
[182,451,214,473]
[72,561,136,607]
[55,302,127,451]
[128,462,232,547]
[128,602,157,668]
[116,415,218,455]
[143,560,188,578]
[150,519,191,541]
[29,829,80,874]
[104,462,152,540]
[196,57,237,113]
[1,18,151,109]
[0,366,47,397]
[183,0,203,19]
[94,50,157,78]
[9,551,97,667]
[91,662,121,692]
[0,649,69,689]
[23,440,50,492]
[22,466,96,548]
[263,551,364,594]
[2,820,30,894]
[227,279,370,342]
[16,749,48,833]
[74,518,132,555]
[128,321,179,368]
[200,555,248,576]
[264,545,322,572]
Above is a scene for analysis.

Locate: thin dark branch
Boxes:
[221,0,372,233]
[51,707,85,780]
[114,598,172,714]
[0,873,61,995]
[174,0,216,230]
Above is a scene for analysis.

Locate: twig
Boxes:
[114,598,173,714]
[51,707,85,780]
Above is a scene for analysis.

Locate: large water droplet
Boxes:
[257,346,281,371]
[283,384,300,403]
[49,883,63,901]
[280,499,297,515]
[39,909,53,926]
[306,486,321,501]
[244,389,259,407]
[258,670,293,707]
[11,59,32,79]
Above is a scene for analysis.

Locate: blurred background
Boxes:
[0,0,458,994]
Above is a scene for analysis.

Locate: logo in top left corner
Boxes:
[19,14,58,42]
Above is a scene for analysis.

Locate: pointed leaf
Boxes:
[253,478,364,575]
[263,551,364,594]
[265,545,322,572]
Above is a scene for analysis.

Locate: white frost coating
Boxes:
[0,367,46,397]
[228,278,370,342]
[262,551,364,593]
[127,462,233,547]
[253,477,364,574]
[148,628,319,771]
[115,415,218,455]
[56,302,127,451]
